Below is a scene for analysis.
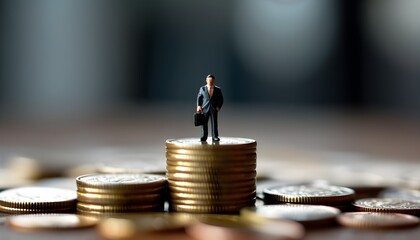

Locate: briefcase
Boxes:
[194,112,205,126]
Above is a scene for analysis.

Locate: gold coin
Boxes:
[76,174,167,190]
[166,165,256,174]
[241,204,340,227]
[170,201,255,213]
[7,214,98,231]
[166,149,256,156]
[168,179,255,189]
[0,187,77,210]
[166,152,256,161]
[98,213,193,239]
[352,198,420,215]
[166,159,256,168]
[169,185,256,194]
[167,171,256,182]
[77,186,166,194]
[170,191,256,201]
[263,184,355,205]
[170,198,256,206]
[0,205,75,214]
[77,192,165,205]
[186,214,304,240]
[166,137,257,150]
[77,202,163,213]
[337,212,420,229]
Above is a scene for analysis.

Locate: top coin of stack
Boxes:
[166,137,257,214]
[0,187,77,214]
[263,184,355,210]
[76,173,167,216]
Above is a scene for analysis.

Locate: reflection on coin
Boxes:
[77,202,163,213]
[168,179,255,189]
[166,159,256,168]
[77,186,166,194]
[166,165,256,174]
[166,137,257,149]
[170,202,255,214]
[186,215,304,240]
[7,214,98,231]
[241,204,340,227]
[170,192,256,201]
[77,192,163,205]
[76,174,167,189]
[0,187,77,209]
[353,198,420,215]
[0,205,76,214]
[169,185,256,194]
[337,212,420,229]
[263,184,355,204]
[167,172,256,182]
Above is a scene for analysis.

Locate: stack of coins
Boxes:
[0,187,76,214]
[166,137,257,213]
[76,173,167,216]
[263,184,355,210]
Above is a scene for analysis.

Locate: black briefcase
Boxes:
[194,112,205,126]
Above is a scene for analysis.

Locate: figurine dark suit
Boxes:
[197,79,223,141]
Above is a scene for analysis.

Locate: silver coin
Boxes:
[241,204,340,223]
[354,198,420,210]
[264,184,355,197]
[0,187,76,203]
[76,174,166,185]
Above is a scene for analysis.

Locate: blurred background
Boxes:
[1,0,420,116]
[0,0,420,167]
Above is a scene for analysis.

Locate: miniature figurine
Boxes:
[196,74,224,141]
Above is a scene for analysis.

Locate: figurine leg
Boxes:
[210,111,219,141]
[200,113,209,141]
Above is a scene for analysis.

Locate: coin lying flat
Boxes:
[353,198,420,216]
[241,204,340,227]
[337,212,420,229]
[0,187,77,211]
[170,202,255,214]
[77,202,163,213]
[167,172,257,182]
[263,184,355,205]
[166,137,257,150]
[7,214,98,231]
[76,174,167,190]
[77,192,163,205]
[186,215,304,240]
[166,165,257,174]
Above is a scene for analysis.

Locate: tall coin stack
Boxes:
[76,173,167,216]
[166,137,257,213]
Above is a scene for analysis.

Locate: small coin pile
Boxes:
[76,173,167,216]
[263,184,355,210]
[0,187,76,214]
[166,137,257,213]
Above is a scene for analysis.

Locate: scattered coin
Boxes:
[241,204,341,227]
[186,214,305,240]
[353,198,420,216]
[337,212,420,229]
[263,184,354,205]
[0,187,77,214]
[7,214,98,231]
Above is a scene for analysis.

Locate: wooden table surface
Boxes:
[0,103,419,239]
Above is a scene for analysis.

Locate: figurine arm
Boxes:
[197,88,204,112]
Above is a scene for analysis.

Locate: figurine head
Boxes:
[206,74,215,87]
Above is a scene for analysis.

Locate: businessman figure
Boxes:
[197,74,224,141]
